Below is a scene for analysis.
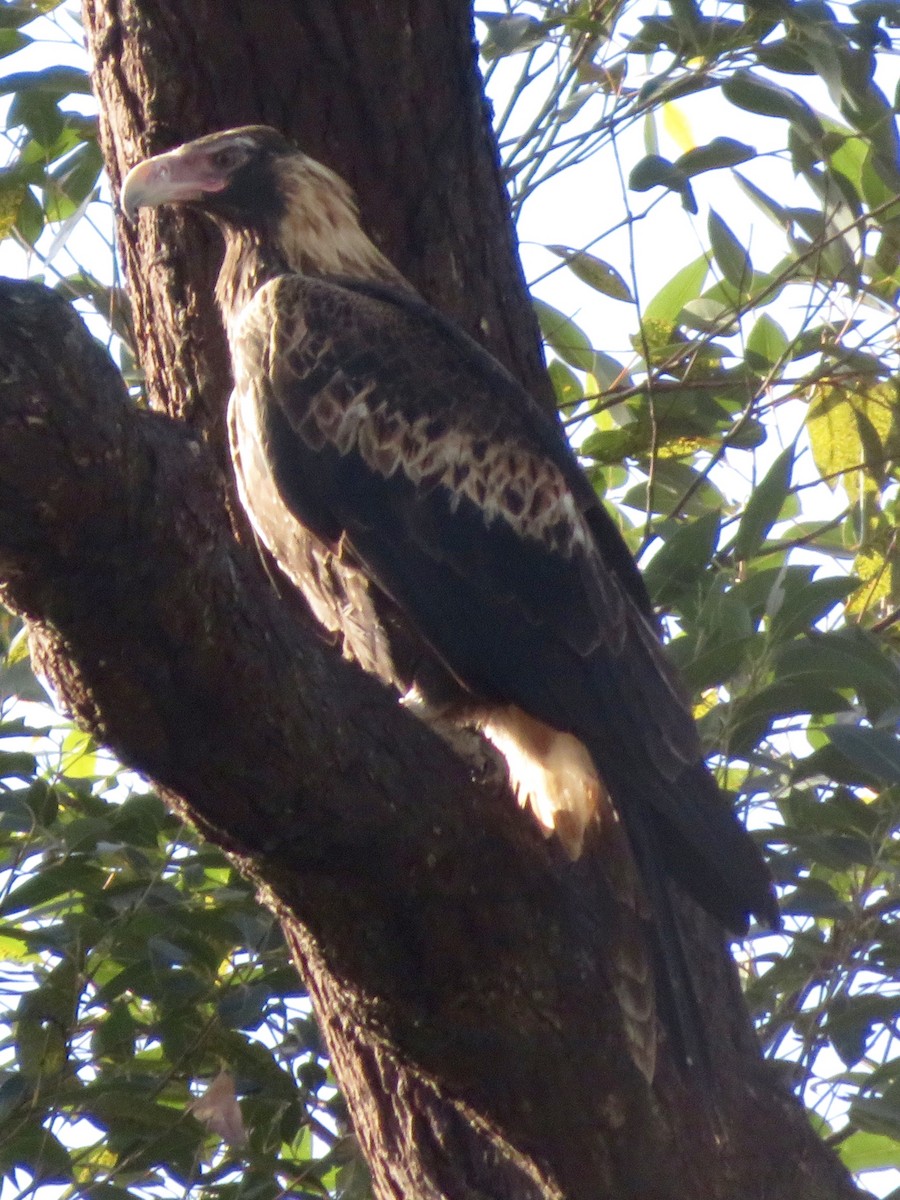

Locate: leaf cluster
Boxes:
[485,0,900,1184]
[0,615,370,1198]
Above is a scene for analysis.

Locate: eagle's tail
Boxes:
[582,737,777,1079]
[614,800,711,1077]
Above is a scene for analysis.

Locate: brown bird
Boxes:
[122,125,779,1079]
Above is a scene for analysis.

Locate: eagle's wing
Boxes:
[230,273,776,935]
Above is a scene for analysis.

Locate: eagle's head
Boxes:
[122,126,328,228]
[121,125,407,304]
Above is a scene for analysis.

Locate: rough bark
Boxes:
[0,0,862,1196]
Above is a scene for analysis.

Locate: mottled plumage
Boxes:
[122,126,779,1080]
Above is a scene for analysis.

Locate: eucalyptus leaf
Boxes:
[677,137,756,177]
[629,154,691,204]
[826,726,900,785]
[745,313,789,371]
[0,66,92,98]
[708,211,752,290]
[547,246,634,302]
[533,298,595,373]
[732,444,795,560]
[642,510,721,605]
[723,69,824,143]
[769,575,858,638]
[839,1130,900,1174]
[643,255,709,325]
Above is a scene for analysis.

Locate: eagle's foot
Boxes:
[478,706,603,860]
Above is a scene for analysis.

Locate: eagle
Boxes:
[122,125,778,1079]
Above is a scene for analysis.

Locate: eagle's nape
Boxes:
[121,126,780,1082]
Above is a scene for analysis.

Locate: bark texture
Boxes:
[0,0,862,1196]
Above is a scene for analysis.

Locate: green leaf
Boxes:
[0,749,37,778]
[0,861,106,916]
[50,138,103,208]
[8,90,63,148]
[806,381,895,501]
[0,795,34,832]
[6,622,29,666]
[0,29,28,56]
[768,575,858,638]
[839,1130,900,1173]
[722,69,823,142]
[643,254,709,324]
[583,425,641,466]
[826,726,900,785]
[677,137,756,177]
[780,879,850,920]
[733,565,812,621]
[746,313,789,371]
[60,727,100,778]
[218,982,273,1029]
[479,12,546,58]
[631,153,697,211]
[629,154,688,195]
[624,460,725,517]
[680,295,736,332]
[335,1152,374,1200]
[850,1096,900,1140]
[14,185,43,246]
[0,1,66,29]
[756,40,817,75]
[807,385,863,490]
[642,510,722,605]
[826,993,900,1066]
[533,298,595,373]
[547,246,634,302]
[0,1076,29,1123]
[732,445,795,560]
[591,351,630,391]
[82,1185,137,1200]
[0,1121,72,1182]
[708,210,752,290]
[729,679,852,755]
[0,66,93,98]
[548,359,583,408]
[674,632,761,692]
[776,631,900,716]
[629,16,684,54]
[0,170,27,240]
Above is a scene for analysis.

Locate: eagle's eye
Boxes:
[211,147,243,172]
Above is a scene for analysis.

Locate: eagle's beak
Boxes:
[120,147,229,221]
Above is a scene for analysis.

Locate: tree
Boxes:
[0,1,898,1197]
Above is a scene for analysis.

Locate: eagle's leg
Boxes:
[479,707,603,860]
[401,689,500,775]
[402,693,601,859]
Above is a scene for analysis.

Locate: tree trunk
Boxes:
[0,1,861,1195]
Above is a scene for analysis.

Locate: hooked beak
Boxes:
[120,146,229,221]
